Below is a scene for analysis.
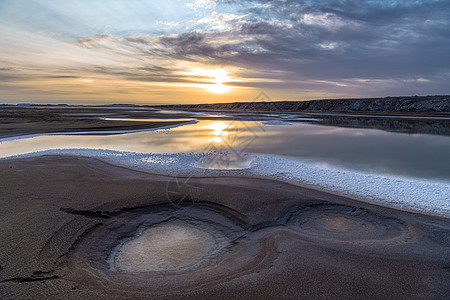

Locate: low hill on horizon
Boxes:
[160,95,450,114]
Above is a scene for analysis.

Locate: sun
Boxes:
[207,83,230,94]
[191,67,233,94]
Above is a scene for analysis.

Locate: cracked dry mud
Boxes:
[1,156,449,299]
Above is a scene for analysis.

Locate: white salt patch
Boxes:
[195,152,253,170]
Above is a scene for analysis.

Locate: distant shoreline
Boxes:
[1,97,450,137]
[158,95,450,114]
[2,95,450,114]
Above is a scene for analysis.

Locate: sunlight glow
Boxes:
[206,122,229,136]
[205,122,231,142]
[191,68,232,94]
[210,136,224,143]
[206,83,230,94]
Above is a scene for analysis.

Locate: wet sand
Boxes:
[0,156,449,299]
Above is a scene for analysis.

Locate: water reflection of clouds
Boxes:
[0,120,264,157]
[0,120,449,180]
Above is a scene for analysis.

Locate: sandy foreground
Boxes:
[0,155,449,299]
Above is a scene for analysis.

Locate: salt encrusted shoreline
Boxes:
[3,148,449,218]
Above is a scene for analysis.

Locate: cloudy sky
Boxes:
[1,0,449,104]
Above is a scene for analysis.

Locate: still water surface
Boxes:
[1,118,449,181]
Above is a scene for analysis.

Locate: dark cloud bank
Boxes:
[75,0,450,97]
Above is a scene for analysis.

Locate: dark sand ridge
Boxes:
[1,156,449,299]
[0,106,191,139]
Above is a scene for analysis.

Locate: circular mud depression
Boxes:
[113,221,228,273]
[287,204,410,243]
[35,201,418,296]
[54,204,266,294]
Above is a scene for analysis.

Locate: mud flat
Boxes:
[0,106,190,139]
[0,156,449,299]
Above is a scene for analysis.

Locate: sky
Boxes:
[0,0,449,104]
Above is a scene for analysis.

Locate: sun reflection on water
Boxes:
[206,122,229,135]
[205,122,231,143]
